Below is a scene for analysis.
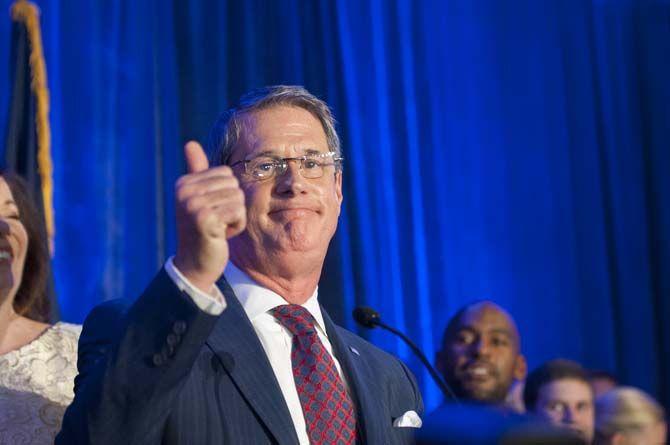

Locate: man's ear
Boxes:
[514,354,528,381]
[335,171,343,204]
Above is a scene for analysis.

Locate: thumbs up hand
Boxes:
[173,141,246,293]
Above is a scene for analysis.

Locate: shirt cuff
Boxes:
[165,256,227,315]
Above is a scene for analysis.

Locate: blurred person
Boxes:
[436,300,527,408]
[0,172,81,443]
[594,387,666,445]
[589,370,618,398]
[524,359,595,444]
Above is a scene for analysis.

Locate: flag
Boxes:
[4,0,57,320]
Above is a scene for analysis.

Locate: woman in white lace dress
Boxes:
[0,172,81,444]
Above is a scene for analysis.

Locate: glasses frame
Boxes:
[230,152,344,181]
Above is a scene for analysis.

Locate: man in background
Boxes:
[524,359,595,444]
[424,319,582,445]
[436,301,527,409]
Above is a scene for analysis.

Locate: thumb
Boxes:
[184,141,209,173]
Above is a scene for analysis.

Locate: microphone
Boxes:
[352,306,380,328]
[353,306,459,403]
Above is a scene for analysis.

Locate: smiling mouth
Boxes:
[268,208,318,217]
[564,426,587,439]
[462,363,497,382]
[469,367,491,377]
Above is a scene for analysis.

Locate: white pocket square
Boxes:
[392,410,422,428]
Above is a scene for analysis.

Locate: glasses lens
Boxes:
[248,157,278,179]
[300,155,325,179]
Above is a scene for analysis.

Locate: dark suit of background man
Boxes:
[57,86,423,444]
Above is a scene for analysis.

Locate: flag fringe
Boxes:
[10,0,55,245]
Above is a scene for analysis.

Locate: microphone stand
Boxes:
[374,319,460,403]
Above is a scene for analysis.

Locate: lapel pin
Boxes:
[349,346,360,356]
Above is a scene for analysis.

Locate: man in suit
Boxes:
[57,85,423,444]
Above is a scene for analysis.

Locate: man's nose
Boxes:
[275,160,307,194]
[472,338,491,358]
[562,407,575,423]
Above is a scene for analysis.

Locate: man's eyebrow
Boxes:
[451,325,475,335]
[248,150,281,158]
[489,328,513,336]
[453,326,513,340]
[455,325,474,331]
[250,148,324,158]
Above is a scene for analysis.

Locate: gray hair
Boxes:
[207,85,341,166]
[595,387,666,440]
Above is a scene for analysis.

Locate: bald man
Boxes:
[436,301,527,407]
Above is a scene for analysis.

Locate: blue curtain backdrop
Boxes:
[1,0,669,412]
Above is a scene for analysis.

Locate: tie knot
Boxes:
[270,304,317,336]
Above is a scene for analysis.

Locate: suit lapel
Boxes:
[322,310,386,444]
[206,278,299,445]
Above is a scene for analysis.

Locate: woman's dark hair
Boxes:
[1,171,51,322]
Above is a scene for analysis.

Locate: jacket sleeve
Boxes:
[56,268,221,445]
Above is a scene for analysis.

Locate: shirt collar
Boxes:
[224,261,327,334]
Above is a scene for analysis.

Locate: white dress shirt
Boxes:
[165,257,227,315]
[165,257,351,445]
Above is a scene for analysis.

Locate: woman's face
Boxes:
[610,421,668,445]
[0,177,29,300]
[627,421,667,445]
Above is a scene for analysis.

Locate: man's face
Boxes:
[534,378,594,443]
[228,106,342,268]
[437,304,526,404]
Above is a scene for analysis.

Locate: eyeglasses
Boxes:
[230,152,343,181]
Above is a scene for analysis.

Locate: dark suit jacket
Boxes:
[56,268,423,444]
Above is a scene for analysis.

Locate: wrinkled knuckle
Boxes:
[184,197,200,214]
[175,183,184,198]
[194,208,210,226]
[237,206,248,222]
[235,188,245,202]
[175,186,189,202]
[175,174,190,189]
